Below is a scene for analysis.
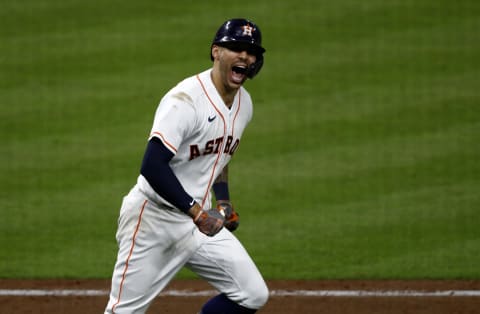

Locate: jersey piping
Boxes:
[111,199,148,313]
[231,92,242,137]
[151,131,178,154]
[196,74,241,208]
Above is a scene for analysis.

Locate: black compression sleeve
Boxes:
[212,182,230,200]
[140,137,195,212]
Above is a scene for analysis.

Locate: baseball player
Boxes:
[104,18,268,314]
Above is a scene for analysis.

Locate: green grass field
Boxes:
[1,0,479,280]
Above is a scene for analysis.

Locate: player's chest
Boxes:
[201,104,247,138]
[186,108,247,160]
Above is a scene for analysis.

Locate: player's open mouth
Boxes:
[232,65,247,74]
[231,65,247,83]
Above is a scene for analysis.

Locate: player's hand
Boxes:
[216,200,239,232]
[189,203,225,237]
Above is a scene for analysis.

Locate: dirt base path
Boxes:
[1,279,480,313]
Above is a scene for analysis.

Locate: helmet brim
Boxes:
[216,41,265,55]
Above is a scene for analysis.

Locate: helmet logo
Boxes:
[242,24,255,37]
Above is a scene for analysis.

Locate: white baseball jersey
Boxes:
[136,68,253,210]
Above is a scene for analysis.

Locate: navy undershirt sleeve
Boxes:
[140,137,194,213]
[212,182,230,201]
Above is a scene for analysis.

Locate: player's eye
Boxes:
[222,43,257,56]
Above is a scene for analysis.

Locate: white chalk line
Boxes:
[1,289,480,297]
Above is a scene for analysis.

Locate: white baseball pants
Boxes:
[104,186,268,313]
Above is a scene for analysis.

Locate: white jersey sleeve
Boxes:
[148,92,197,154]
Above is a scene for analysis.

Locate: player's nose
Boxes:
[237,50,248,58]
[237,50,255,62]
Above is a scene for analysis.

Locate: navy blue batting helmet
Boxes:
[211,18,266,78]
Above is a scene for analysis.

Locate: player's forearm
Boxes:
[187,202,203,219]
[213,166,230,201]
[215,165,229,183]
[140,137,196,213]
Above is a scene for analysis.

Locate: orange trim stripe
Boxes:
[231,90,241,136]
[196,74,227,208]
[111,199,148,313]
[151,131,178,153]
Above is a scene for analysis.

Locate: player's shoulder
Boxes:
[240,86,253,103]
[163,70,208,105]
[239,86,254,112]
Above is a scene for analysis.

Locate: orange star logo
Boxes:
[242,24,254,37]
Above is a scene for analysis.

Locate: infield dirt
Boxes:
[1,279,480,313]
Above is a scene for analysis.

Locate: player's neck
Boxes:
[211,70,237,109]
[220,92,235,109]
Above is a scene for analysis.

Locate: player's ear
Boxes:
[211,45,220,60]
